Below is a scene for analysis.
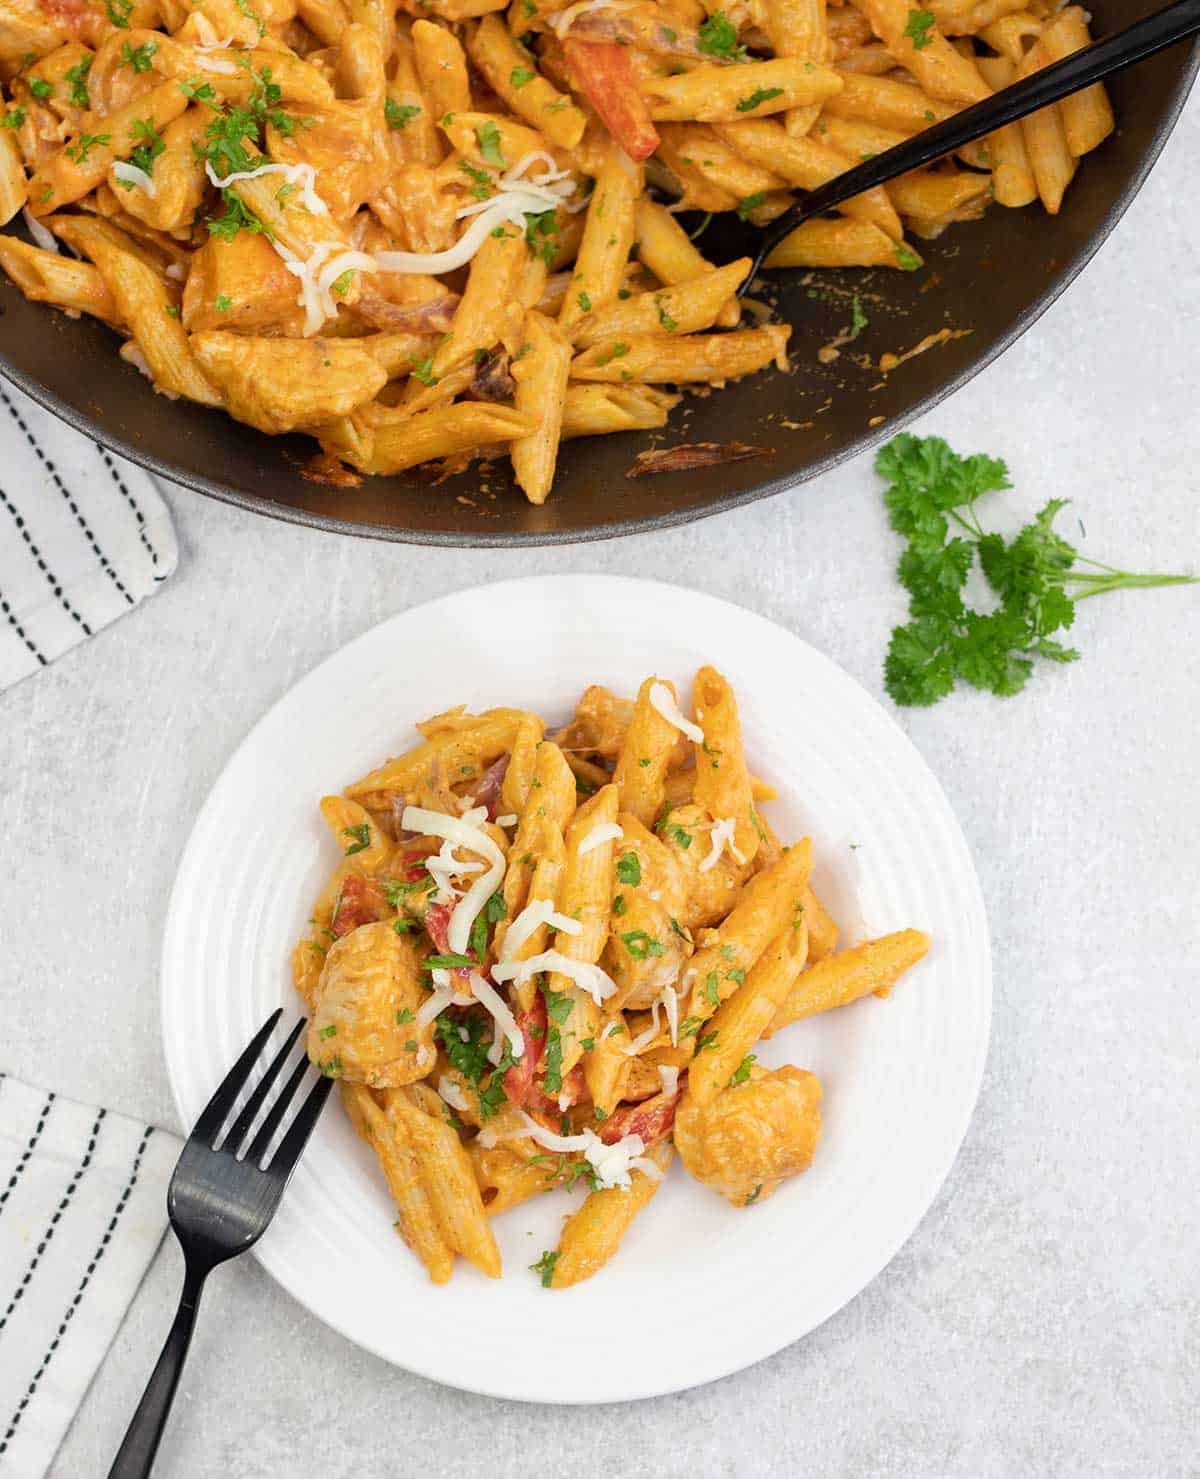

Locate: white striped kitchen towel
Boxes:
[0,377,177,694]
[0,1076,181,1479]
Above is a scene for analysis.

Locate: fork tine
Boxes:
[265,1075,334,1177]
[220,1016,308,1155]
[244,1053,312,1164]
[191,1009,283,1147]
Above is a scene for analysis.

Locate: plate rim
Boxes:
[4,42,1197,548]
[159,572,993,1401]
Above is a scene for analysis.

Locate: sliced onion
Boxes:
[22,208,58,251]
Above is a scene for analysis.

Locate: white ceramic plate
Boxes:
[161,574,990,1404]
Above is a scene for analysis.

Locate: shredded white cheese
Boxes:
[165,261,186,281]
[468,970,525,1065]
[400,804,506,960]
[22,208,58,252]
[501,898,582,961]
[206,159,327,217]
[662,985,679,1046]
[415,981,453,1030]
[698,816,748,874]
[272,240,377,337]
[112,161,156,197]
[491,949,616,1006]
[374,156,584,275]
[514,1111,661,1189]
[623,998,662,1056]
[578,821,623,856]
[495,813,517,827]
[657,1065,679,1097]
[648,682,704,743]
[437,1076,471,1112]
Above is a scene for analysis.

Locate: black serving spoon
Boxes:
[738,0,1200,295]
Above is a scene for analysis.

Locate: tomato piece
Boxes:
[563,39,660,163]
[598,1090,677,1146]
[424,900,453,953]
[331,874,390,938]
[504,996,547,1109]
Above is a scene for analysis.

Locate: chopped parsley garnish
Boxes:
[458,157,492,200]
[385,98,421,130]
[878,433,1196,705]
[396,1008,414,1024]
[612,893,627,916]
[697,11,746,60]
[331,270,352,296]
[524,207,558,266]
[577,289,591,313]
[119,40,157,73]
[655,294,678,330]
[65,56,91,108]
[530,1249,559,1287]
[895,245,921,271]
[476,120,504,164]
[179,76,216,104]
[425,952,475,970]
[410,355,439,386]
[542,1025,563,1094]
[127,117,164,178]
[621,929,664,960]
[468,890,505,958]
[726,967,746,985]
[703,971,720,1006]
[736,86,784,112]
[731,1053,756,1084]
[744,1183,763,1205]
[105,0,133,26]
[543,985,573,1025]
[214,294,232,312]
[235,0,267,36]
[594,341,629,367]
[476,1073,508,1120]
[342,823,370,855]
[848,297,868,343]
[320,1055,344,1077]
[688,211,713,241]
[1,107,24,129]
[616,851,641,886]
[736,191,767,220]
[904,8,936,49]
[510,65,535,87]
[65,131,110,164]
[695,1030,719,1054]
[660,821,692,850]
[318,1024,337,1039]
[29,78,51,99]
[435,1011,491,1083]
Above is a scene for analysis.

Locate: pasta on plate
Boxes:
[293,669,931,1286]
[0,0,1110,502]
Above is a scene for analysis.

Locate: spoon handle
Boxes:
[755,0,1200,271]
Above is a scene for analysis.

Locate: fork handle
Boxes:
[107,1259,208,1479]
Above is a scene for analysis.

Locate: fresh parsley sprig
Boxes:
[879,434,1196,707]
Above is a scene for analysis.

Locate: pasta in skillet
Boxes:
[0,0,1111,503]
[292,670,931,1286]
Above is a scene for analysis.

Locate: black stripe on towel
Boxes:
[0,1126,156,1460]
[0,483,94,635]
[0,1084,56,1218]
[0,583,46,668]
[0,1108,106,1337]
[0,387,134,607]
[95,445,161,575]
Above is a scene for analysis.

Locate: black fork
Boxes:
[108,1011,332,1479]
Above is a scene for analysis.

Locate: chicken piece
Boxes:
[267,101,387,225]
[114,105,208,235]
[307,920,435,1085]
[556,684,634,759]
[190,333,387,435]
[660,802,755,931]
[182,233,306,335]
[602,814,690,1011]
[674,1064,822,1207]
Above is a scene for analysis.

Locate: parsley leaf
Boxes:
[105,0,133,27]
[524,207,558,266]
[878,433,1196,707]
[119,40,157,73]
[435,1011,491,1084]
[342,823,370,855]
[65,131,110,164]
[476,119,504,164]
[385,98,421,130]
[424,953,475,970]
[697,11,746,60]
[704,972,720,1006]
[616,851,641,886]
[621,929,664,960]
[410,355,439,386]
[737,191,767,220]
[695,1030,719,1054]
[731,1052,756,1084]
[542,985,573,1024]
[542,1025,563,1094]
[744,1183,762,1205]
[29,77,51,99]
[736,85,784,112]
[65,56,91,108]
[530,1248,560,1287]
[904,8,936,49]
[510,64,535,87]
[1,107,24,130]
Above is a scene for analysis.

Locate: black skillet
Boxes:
[0,0,1195,547]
